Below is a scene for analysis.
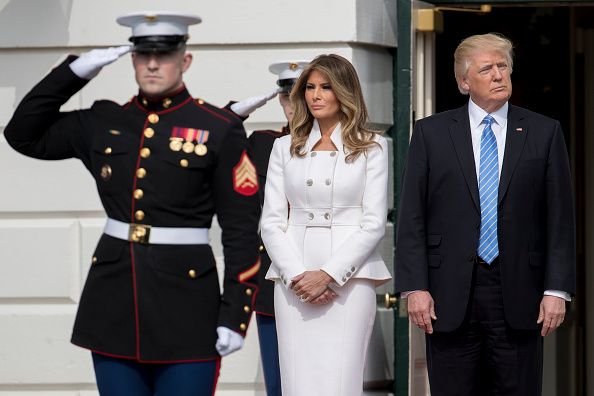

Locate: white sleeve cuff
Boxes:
[544,290,571,302]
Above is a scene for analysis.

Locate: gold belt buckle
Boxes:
[129,223,151,244]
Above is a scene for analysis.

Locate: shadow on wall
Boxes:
[0,0,73,109]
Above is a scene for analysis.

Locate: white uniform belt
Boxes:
[288,207,363,227]
[103,218,209,245]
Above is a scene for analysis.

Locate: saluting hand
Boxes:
[70,45,132,80]
[291,270,333,303]
[407,290,437,334]
[537,295,566,336]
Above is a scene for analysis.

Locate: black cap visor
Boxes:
[130,35,187,53]
[277,78,298,93]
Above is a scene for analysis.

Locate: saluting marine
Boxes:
[229,60,308,396]
[4,11,260,396]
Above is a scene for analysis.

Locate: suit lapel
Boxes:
[498,105,527,204]
[449,105,480,213]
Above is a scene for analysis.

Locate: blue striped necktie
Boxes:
[478,115,499,264]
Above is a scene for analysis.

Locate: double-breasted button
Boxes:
[245,288,253,296]
[325,179,332,185]
[140,148,151,158]
[180,159,189,168]
[324,212,331,220]
[306,179,313,186]
[239,323,247,331]
[311,152,317,157]
[307,213,314,220]
[243,305,251,313]
[346,271,352,277]
[136,168,147,178]
[135,210,145,221]
[342,277,347,282]
[330,151,337,157]
[188,269,197,279]
[104,147,112,155]
[133,189,144,200]
[350,266,356,272]
[92,256,98,264]
[144,128,155,138]
[148,113,159,124]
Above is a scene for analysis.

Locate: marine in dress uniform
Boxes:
[229,61,308,396]
[4,11,261,396]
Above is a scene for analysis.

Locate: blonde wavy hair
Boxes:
[454,33,514,95]
[289,54,380,162]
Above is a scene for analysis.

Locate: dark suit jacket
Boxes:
[394,103,575,332]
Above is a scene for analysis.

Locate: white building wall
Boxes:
[0,0,396,394]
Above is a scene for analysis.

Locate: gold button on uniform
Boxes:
[243,305,251,313]
[104,147,112,155]
[258,245,265,252]
[142,98,148,106]
[140,148,151,158]
[197,99,205,105]
[144,128,155,138]
[148,113,159,124]
[245,288,253,296]
[163,98,172,108]
[92,256,97,264]
[180,159,189,168]
[100,164,112,181]
[188,269,197,279]
[136,168,147,178]
[135,210,145,221]
[133,189,144,200]
[239,323,247,331]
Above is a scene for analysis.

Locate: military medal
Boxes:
[169,138,183,151]
[194,129,210,157]
[195,144,207,156]
[182,141,195,153]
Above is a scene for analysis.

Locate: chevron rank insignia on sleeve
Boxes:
[233,150,259,196]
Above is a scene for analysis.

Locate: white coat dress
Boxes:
[261,121,391,396]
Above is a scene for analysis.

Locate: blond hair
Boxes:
[289,54,380,162]
[454,33,514,94]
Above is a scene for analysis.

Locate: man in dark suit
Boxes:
[394,33,575,395]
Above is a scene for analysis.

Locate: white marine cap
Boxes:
[116,11,201,52]
[269,61,309,92]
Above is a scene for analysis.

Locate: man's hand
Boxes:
[70,45,132,80]
[407,290,437,334]
[215,326,244,357]
[291,270,332,303]
[537,295,566,336]
[230,89,279,117]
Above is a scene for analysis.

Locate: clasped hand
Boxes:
[291,270,337,305]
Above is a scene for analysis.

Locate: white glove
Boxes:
[70,45,132,80]
[215,326,245,357]
[230,88,280,117]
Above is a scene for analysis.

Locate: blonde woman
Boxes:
[261,54,391,395]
